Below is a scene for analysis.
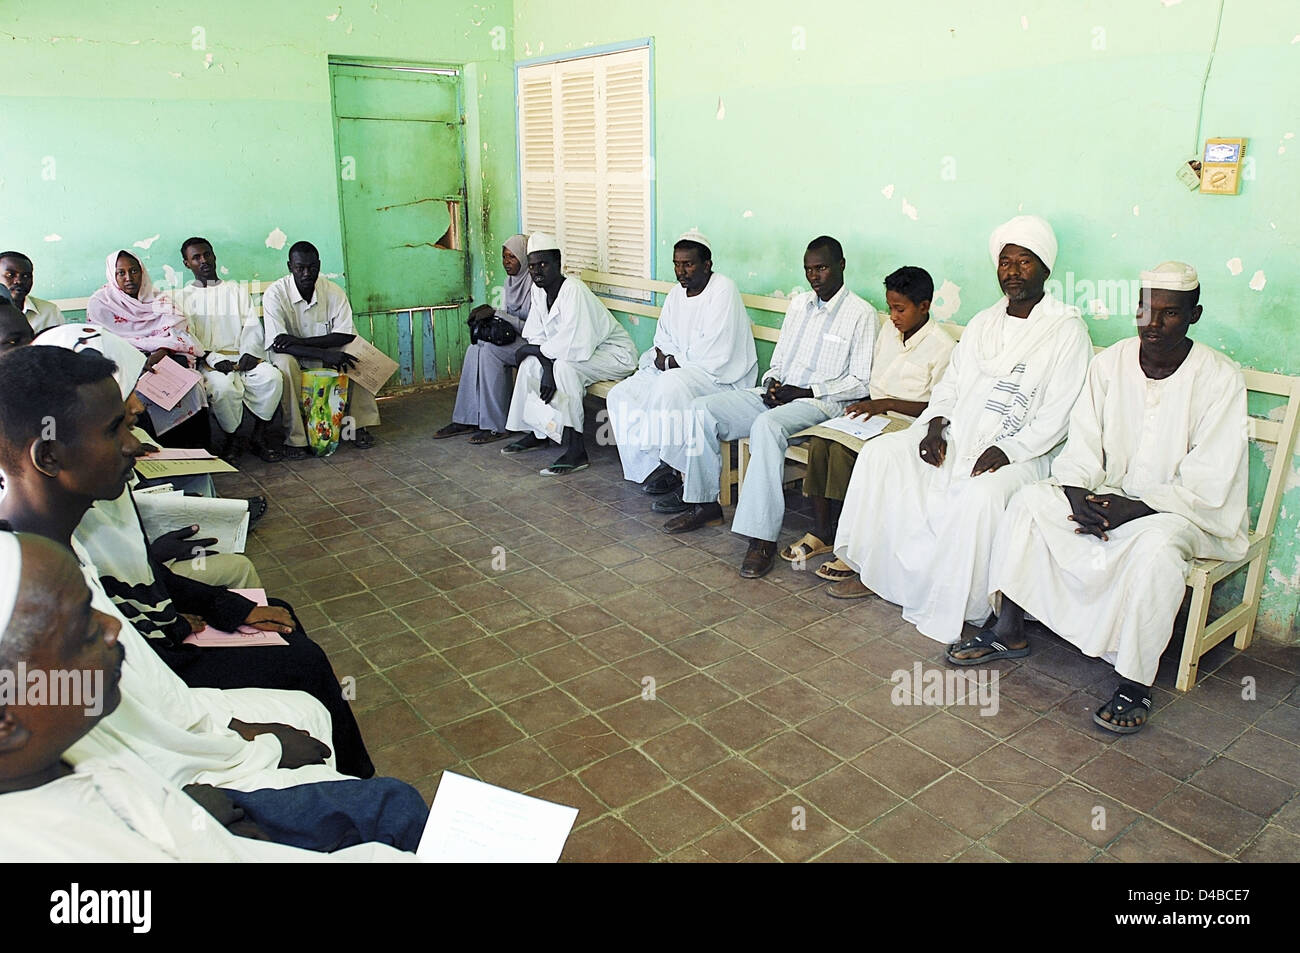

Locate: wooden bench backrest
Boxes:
[582,269,1300,543]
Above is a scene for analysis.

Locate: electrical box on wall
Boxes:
[1199,138,1247,195]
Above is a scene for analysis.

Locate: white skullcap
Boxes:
[526,232,561,254]
[989,214,1058,273]
[1140,261,1199,292]
[0,533,21,647]
[33,323,146,401]
[676,229,712,254]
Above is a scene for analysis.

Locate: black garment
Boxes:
[113,559,374,779]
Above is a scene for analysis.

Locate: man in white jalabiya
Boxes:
[173,237,284,462]
[502,232,637,476]
[831,215,1093,643]
[605,230,757,500]
[953,262,1247,735]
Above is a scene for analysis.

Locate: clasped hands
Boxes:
[269,334,357,371]
[761,378,813,408]
[1062,485,1154,540]
[212,353,262,374]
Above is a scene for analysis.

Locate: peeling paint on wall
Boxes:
[265,227,287,250]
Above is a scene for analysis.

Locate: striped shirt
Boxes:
[767,285,877,404]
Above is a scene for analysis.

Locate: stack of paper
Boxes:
[182,589,289,647]
[795,414,909,453]
[342,336,400,395]
[135,447,238,480]
[136,491,250,554]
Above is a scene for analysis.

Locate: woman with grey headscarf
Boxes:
[435,234,534,443]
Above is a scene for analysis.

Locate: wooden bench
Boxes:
[580,269,794,506]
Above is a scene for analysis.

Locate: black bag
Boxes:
[471,316,518,347]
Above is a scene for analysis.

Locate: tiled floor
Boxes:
[217,387,1300,862]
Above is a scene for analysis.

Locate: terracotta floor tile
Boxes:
[621,786,727,853]
[796,658,877,700]
[438,709,524,759]
[689,825,772,862]
[499,687,586,736]
[536,715,628,772]
[1223,728,1300,784]
[712,611,790,648]
[372,731,458,779]
[362,631,433,670]
[668,630,745,668]
[469,738,566,791]
[660,673,739,718]
[706,653,788,695]
[962,743,1065,804]
[902,711,998,768]
[529,641,603,682]
[354,700,428,749]
[1189,756,1295,816]
[641,724,729,779]
[560,816,657,862]
[1150,785,1265,855]
[1005,716,1107,773]
[598,696,685,744]
[383,654,457,696]
[797,763,901,832]
[912,772,1021,840]
[810,838,890,862]
[796,707,888,760]
[441,636,517,674]
[1030,782,1139,849]
[408,678,491,727]
[860,804,971,862]
[737,797,850,862]
[686,759,785,818]
[470,660,550,705]
[1238,824,1300,862]
[750,678,836,724]
[985,810,1098,863]
[496,618,569,655]
[746,731,839,788]
[850,738,949,798]
[1107,818,1223,863]
[561,666,642,712]
[697,700,787,752]
[527,774,608,830]
[613,647,696,686]
[578,748,671,808]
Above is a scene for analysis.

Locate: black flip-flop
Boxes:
[945,626,1030,666]
[1093,683,1152,734]
[246,495,269,530]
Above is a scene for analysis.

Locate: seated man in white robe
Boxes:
[831,215,1093,644]
[263,241,380,457]
[174,237,284,462]
[0,251,66,333]
[606,230,757,499]
[956,262,1248,735]
[502,232,638,475]
[662,236,877,580]
[0,534,416,862]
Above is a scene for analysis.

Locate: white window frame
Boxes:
[517,45,652,301]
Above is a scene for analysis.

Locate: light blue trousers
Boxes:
[674,389,836,541]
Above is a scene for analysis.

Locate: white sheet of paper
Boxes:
[417,772,578,863]
[818,414,891,442]
[136,492,250,554]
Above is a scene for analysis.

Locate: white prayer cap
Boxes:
[0,533,20,648]
[989,214,1058,273]
[32,323,145,401]
[1140,261,1199,292]
[526,232,561,254]
[676,229,712,254]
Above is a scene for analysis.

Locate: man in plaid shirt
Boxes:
[661,236,877,578]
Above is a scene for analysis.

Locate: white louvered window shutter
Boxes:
[518,47,651,300]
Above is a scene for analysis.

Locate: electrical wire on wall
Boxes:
[1192,0,1226,156]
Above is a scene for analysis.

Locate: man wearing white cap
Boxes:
[502,232,637,475]
[831,215,1093,643]
[955,262,1247,735]
[605,230,758,496]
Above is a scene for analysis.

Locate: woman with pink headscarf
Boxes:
[87,250,211,447]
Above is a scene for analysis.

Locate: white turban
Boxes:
[32,323,145,401]
[989,214,1058,273]
[526,232,561,254]
[676,229,712,254]
[0,533,20,647]
[1140,261,1199,292]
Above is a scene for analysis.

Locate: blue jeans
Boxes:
[226,777,427,853]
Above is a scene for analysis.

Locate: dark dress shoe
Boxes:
[641,465,681,496]
[662,502,724,534]
[650,491,690,514]
[739,540,777,578]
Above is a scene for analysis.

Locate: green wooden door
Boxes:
[330,63,471,386]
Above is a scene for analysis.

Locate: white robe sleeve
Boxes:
[918,333,965,426]
[538,280,607,363]
[1139,364,1249,541]
[236,287,268,359]
[1050,357,1110,489]
[992,319,1092,464]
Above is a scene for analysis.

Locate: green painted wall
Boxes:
[511,0,1300,640]
[0,0,519,382]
